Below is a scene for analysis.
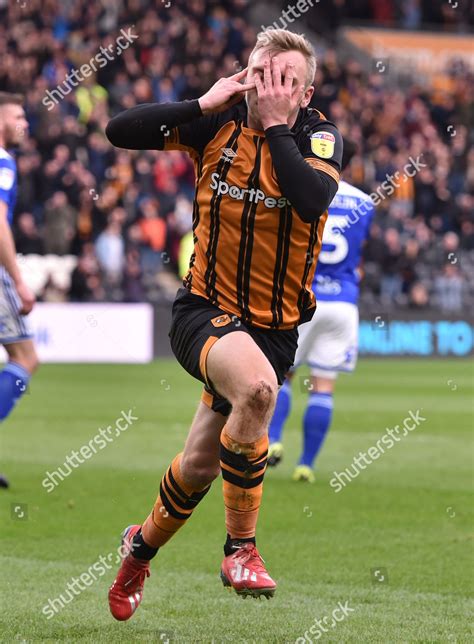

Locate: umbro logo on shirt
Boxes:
[220,148,237,163]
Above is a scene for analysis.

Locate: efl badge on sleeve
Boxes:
[311,131,336,159]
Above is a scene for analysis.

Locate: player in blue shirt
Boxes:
[0,92,39,488]
[267,141,375,482]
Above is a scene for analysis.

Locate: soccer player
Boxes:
[0,93,38,488]
[105,29,342,620]
[267,141,375,482]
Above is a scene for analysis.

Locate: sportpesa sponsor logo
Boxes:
[210,173,291,209]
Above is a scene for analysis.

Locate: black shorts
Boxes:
[169,288,298,417]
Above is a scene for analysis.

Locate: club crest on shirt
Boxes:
[311,131,335,159]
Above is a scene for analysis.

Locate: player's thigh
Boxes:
[306,302,358,370]
[0,276,36,370]
[294,314,322,367]
[181,401,226,484]
[4,339,39,373]
[206,331,278,406]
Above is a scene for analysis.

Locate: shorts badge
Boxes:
[211,314,232,328]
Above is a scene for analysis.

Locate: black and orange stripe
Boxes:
[141,453,210,548]
[220,431,268,539]
[270,203,293,328]
[204,123,243,304]
[220,442,267,490]
[236,135,264,323]
[185,155,204,288]
[159,466,209,521]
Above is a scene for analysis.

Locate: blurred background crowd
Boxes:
[1,0,472,312]
[302,0,473,35]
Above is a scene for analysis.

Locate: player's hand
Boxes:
[16,280,35,315]
[254,58,305,130]
[198,68,255,115]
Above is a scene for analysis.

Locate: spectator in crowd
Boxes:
[43,191,77,255]
[137,197,167,275]
[14,213,44,255]
[69,243,104,302]
[95,209,126,288]
[434,264,464,312]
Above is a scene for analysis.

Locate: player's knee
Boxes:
[21,348,39,375]
[238,378,277,416]
[7,345,39,374]
[27,350,40,374]
[181,453,220,489]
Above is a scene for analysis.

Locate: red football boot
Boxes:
[108,524,150,621]
[220,543,276,599]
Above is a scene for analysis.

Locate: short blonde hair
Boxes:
[250,29,317,88]
[0,92,24,107]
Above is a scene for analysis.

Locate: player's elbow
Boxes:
[105,116,127,148]
[295,201,325,224]
[297,173,339,222]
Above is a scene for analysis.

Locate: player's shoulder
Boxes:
[337,180,372,205]
[0,148,16,194]
[295,107,342,169]
[212,102,247,130]
[0,147,15,167]
[295,107,339,136]
[198,102,246,146]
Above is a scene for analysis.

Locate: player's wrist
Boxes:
[198,96,212,115]
[263,120,289,132]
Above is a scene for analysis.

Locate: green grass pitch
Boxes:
[1,359,473,643]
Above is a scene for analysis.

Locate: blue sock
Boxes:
[268,380,292,444]
[299,393,333,468]
[0,362,30,421]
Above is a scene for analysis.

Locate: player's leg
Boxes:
[267,316,318,467]
[139,400,226,550]
[267,373,293,466]
[293,372,336,483]
[109,400,226,620]
[0,271,38,423]
[204,331,279,597]
[294,302,359,482]
[0,340,38,421]
[0,338,38,488]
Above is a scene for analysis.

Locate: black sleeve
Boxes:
[265,121,343,223]
[105,99,219,155]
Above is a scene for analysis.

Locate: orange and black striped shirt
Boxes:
[107,100,343,330]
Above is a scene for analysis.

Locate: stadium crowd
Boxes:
[1,0,472,312]
[301,0,473,35]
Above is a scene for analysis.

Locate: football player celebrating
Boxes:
[0,93,38,488]
[267,141,375,482]
[105,29,342,619]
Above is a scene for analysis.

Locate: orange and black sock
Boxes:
[132,453,210,559]
[220,430,268,556]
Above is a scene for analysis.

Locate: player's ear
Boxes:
[300,85,314,108]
